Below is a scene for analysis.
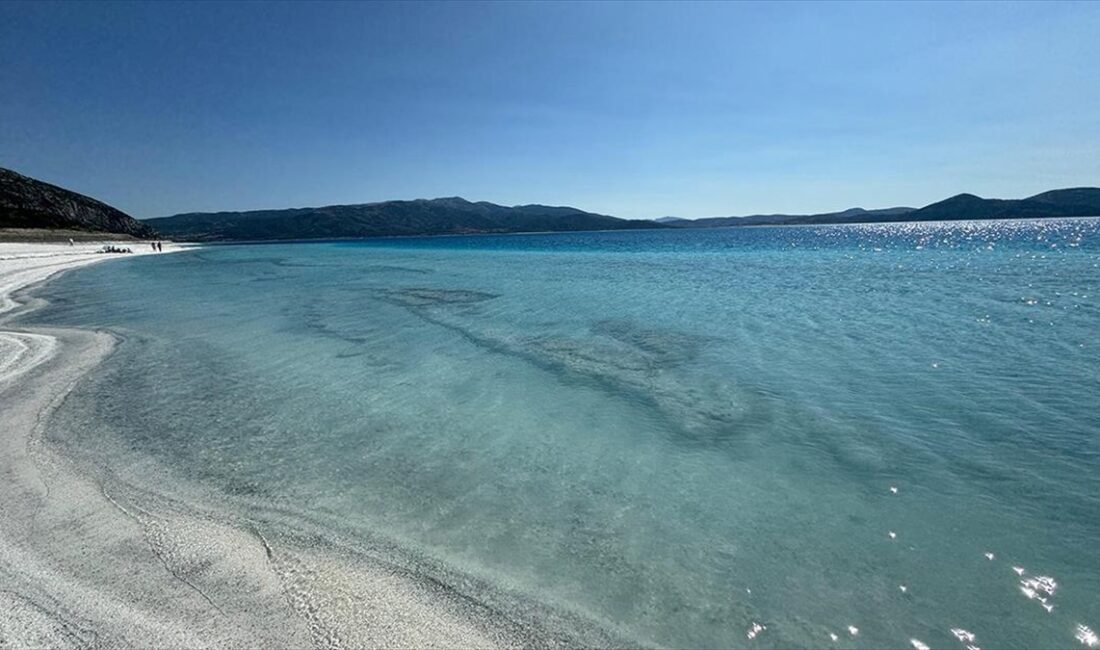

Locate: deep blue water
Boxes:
[26,220,1100,648]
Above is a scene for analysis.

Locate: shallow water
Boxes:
[25,220,1100,648]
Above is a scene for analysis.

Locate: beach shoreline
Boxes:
[0,241,271,647]
[0,242,624,649]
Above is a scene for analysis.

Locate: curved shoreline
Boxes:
[0,243,264,647]
[0,244,631,649]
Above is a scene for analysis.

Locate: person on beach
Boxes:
[152,242,157,252]
[157,241,163,252]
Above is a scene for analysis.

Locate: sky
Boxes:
[1,1,1098,219]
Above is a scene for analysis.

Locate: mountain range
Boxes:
[146,198,664,242]
[1,166,1097,242]
[655,206,917,227]
[659,188,1100,228]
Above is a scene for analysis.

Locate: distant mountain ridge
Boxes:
[0,167,156,238]
[662,188,1100,228]
[902,189,1100,223]
[142,186,1100,240]
[669,206,918,228]
[147,197,665,242]
[3,164,1096,242]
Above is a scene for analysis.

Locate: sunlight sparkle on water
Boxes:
[951,628,981,650]
[1019,574,1058,613]
[745,622,766,640]
[1077,624,1099,648]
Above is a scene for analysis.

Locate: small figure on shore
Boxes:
[157,241,163,252]
[69,238,74,246]
[151,242,157,252]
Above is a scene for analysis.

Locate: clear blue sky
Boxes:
[2,1,1098,219]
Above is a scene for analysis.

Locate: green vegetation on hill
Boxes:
[146,197,666,242]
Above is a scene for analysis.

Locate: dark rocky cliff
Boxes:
[0,167,156,238]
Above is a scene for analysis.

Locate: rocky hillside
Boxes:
[0,167,156,238]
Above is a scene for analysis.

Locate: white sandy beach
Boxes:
[0,242,615,649]
[0,242,186,381]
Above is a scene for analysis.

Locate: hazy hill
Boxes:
[666,206,917,228]
[907,188,1100,222]
[1028,187,1100,208]
[663,188,1100,228]
[147,197,666,242]
[0,167,156,238]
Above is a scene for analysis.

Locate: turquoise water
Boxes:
[25,220,1100,648]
